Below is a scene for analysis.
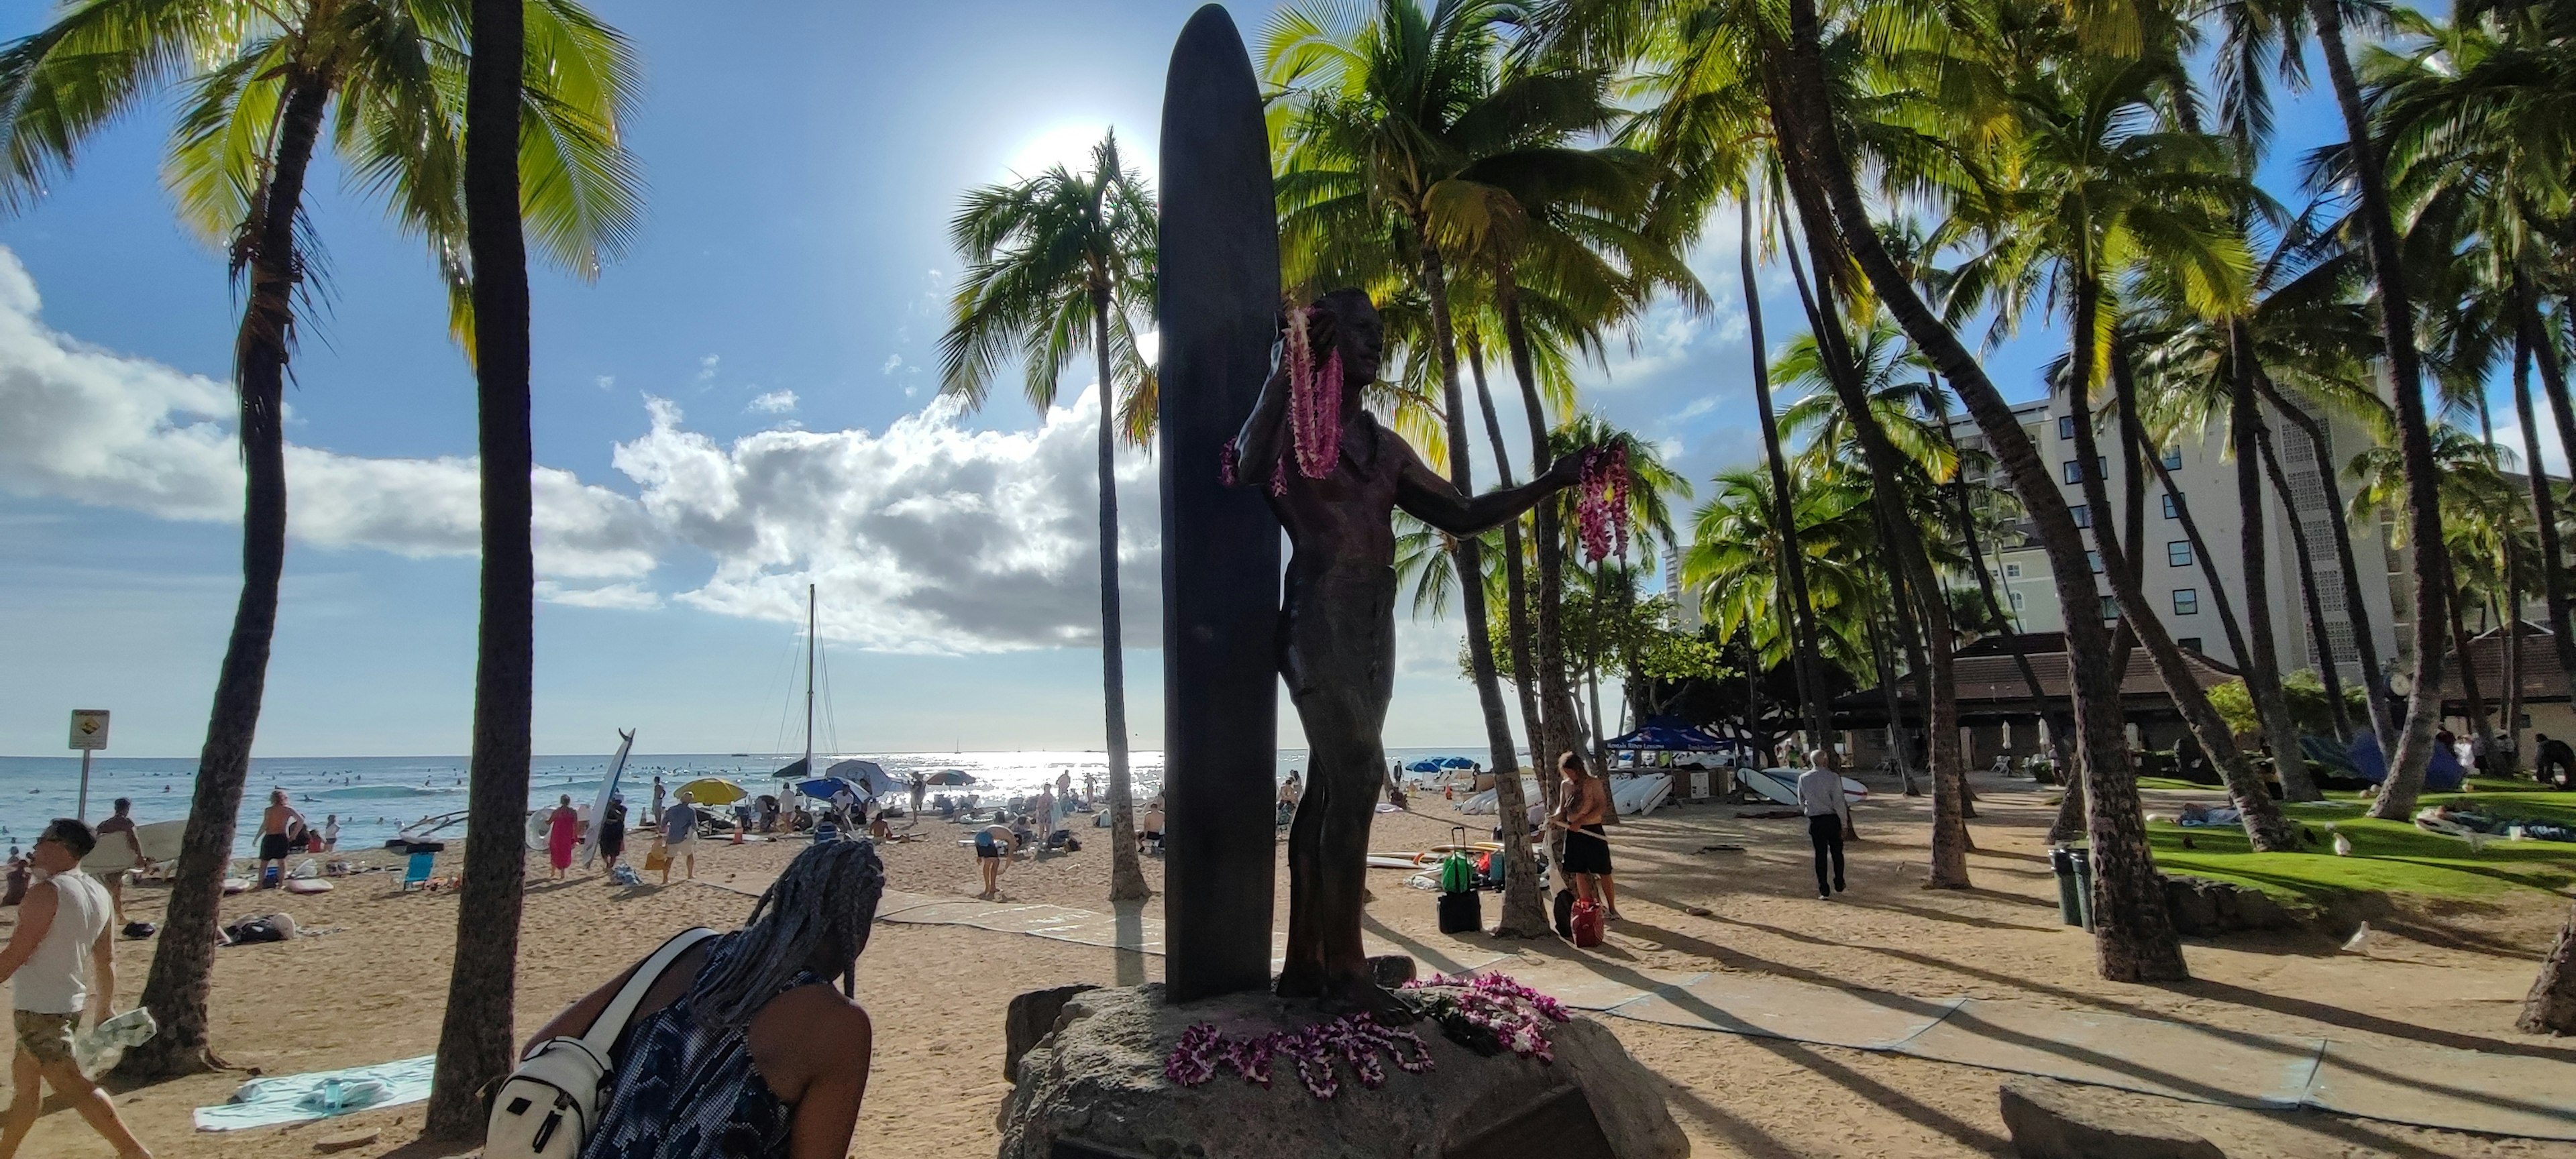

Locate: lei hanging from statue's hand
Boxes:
[1574,442,1631,563]
[1222,305,1342,494]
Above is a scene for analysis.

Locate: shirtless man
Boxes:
[1554,752,1618,922]
[256,790,305,887]
[973,823,1022,898]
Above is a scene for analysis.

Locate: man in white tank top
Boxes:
[0,819,152,1158]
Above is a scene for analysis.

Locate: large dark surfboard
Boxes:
[1158,3,1281,1004]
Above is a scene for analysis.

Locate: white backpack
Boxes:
[485,927,718,1159]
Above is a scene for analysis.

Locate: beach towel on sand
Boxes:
[193,1055,434,1131]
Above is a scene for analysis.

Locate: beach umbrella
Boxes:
[822,759,901,796]
[794,777,865,802]
[1405,759,1446,773]
[678,777,746,806]
[1438,757,1479,769]
[926,770,976,786]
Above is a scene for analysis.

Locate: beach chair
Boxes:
[400,851,433,892]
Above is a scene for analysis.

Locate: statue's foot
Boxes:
[1320,977,1415,1022]
[1275,962,1326,999]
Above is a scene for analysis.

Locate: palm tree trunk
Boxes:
[2304,0,2452,821]
[115,69,332,1083]
[2515,281,2576,708]
[2448,560,2498,768]
[2257,429,2356,741]
[1497,267,1573,847]
[1088,281,1148,903]
[2231,329,2320,800]
[1740,197,1835,752]
[1866,612,1917,794]
[1468,338,1546,778]
[1586,558,1614,780]
[2504,577,2523,776]
[427,1,535,1134]
[2067,277,2296,848]
[2261,378,2394,747]
[1778,207,1964,878]
[1765,9,2181,977]
[1421,238,1548,938]
[1953,476,2073,832]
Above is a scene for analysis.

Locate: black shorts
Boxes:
[1562,824,1611,875]
[259,834,290,861]
[976,836,1002,860]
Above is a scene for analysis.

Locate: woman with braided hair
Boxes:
[526,840,883,1158]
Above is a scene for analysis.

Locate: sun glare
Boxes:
[1004,122,1114,180]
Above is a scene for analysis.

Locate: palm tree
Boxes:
[1762,0,2190,979]
[425,0,541,1132]
[940,131,1157,903]
[1267,0,1625,938]
[0,0,637,1077]
[2210,0,2460,820]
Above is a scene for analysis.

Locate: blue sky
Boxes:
[0,0,2426,757]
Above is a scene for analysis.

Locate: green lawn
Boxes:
[2137,789,2576,915]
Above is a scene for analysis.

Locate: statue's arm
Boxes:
[1393,437,1583,535]
[1228,355,1293,488]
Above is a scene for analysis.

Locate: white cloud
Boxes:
[594,374,615,392]
[610,389,1155,655]
[696,354,720,384]
[747,389,799,415]
[2489,421,2567,478]
[0,246,1167,656]
[881,355,904,375]
[0,247,655,580]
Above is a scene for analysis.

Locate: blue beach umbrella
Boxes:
[794,777,863,802]
[1405,759,1446,773]
[1438,757,1479,769]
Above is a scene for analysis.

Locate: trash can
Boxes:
[2070,846,2095,931]
[2049,847,2083,927]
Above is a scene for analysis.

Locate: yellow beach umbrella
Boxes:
[678,777,746,806]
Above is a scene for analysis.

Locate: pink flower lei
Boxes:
[1218,305,1342,494]
[1576,443,1631,564]
[1162,1012,1434,1100]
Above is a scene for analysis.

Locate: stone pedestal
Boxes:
[996,985,1686,1159]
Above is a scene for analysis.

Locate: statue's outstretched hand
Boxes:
[1544,447,1594,488]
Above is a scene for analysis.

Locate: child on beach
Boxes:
[527,840,882,1159]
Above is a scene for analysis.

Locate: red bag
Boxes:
[1570,898,1605,948]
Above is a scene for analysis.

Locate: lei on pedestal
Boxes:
[1219,305,1343,496]
[1160,973,1571,1101]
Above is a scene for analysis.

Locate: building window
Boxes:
[2178,637,2202,653]
[2088,550,2103,573]
[2161,447,2183,470]
[2100,595,2120,621]
[2004,563,2022,578]
[2173,588,2200,615]
[2161,493,2180,519]
[2072,504,2092,528]
[2059,416,2077,439]
[2063,459,2084,484]
[2009,592,2025,611]
[2167,540,2192,567]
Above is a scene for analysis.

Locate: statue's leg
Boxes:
[1277,772,1330,997]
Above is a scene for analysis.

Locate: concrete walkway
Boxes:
[700,877,2576,1142]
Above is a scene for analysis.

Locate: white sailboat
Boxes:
[776,584,819,784]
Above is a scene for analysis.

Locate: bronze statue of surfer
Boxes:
[1230,288,1582,1008]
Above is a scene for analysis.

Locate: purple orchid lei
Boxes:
[1159,973,1569,1101]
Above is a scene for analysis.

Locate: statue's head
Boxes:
[1307,288,1382,400]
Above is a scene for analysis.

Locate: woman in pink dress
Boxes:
[546,793,580,880]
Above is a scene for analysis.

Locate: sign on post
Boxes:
[69,710,108,821]
[68,710,110,751]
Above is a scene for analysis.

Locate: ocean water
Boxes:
[0,747,1509,861]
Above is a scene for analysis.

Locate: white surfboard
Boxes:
[82,819,186,874]
[578,728,635,868]
[1742,768,1868,807]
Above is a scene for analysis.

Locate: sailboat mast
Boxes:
[804,584,817,767]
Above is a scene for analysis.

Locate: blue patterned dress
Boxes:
[582,935,811,1159]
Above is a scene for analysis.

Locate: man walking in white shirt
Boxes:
[1797,750,1852,900]
[0,818,152,1159]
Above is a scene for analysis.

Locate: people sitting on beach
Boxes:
[975,822,1024,898]
[527,840,881,1159]
[256,790,306,887]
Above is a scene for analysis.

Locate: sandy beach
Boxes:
[8,767,2575,1158]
